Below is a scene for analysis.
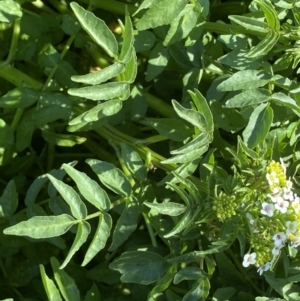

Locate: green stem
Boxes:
[10,108,24,131]
[144,92,174,118]
[47,0,70,14]
[143,213,158,247]
[31,0,56,14]
[85,211,101,221]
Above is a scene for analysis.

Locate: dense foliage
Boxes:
[2,0,300,300]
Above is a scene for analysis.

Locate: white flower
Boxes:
[292,195,300,213]
[283,187,294,201]
[286,178,293,190]
[280,158,286,174]
[257,262,271,275]
[272,246,281,256]
[266,171,279,186]
[261,202,274,217]
[291,236,300,248]
[273,232,287,247]
[274,198,289,214]
[243,252,256,267]
[286,221,298,235]
[267,194,282,203]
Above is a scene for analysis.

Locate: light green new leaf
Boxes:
[119,50,137,83]
[172,99,206,132]
[86,159,132,197]
[119,10,134,63]
[217,70,271,91]
[40,265,63,301]
[120,143,147,181]
[110,251,170,285]
[0,0,22,22]
[50,257,80,301]
[3,214,76,238]
[144,202,187,216]
[246,30,279,58]
[60,221,90,269]
[254,0,280,30]
[70,2,118,58]
[42,131,86,147]
[47,174,87,219]
[84,283,101,301]
[225,89,271,108]
[109,196,139,251]
[242,103,273,149]
[144,118,192,141]
[69,100,122,126]
[0,87,39,108]
[68,82,129,101]
[271,92,300,114]
[71,63,124,85]
[63,164,110,211]
[0,180,18,219]
[82,212,112,266]
[136,0,187,30]
[229,15,268,33]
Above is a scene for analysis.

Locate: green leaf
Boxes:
[71,62,124,85]
[136,0,187,30]
[212,287,236,301]
[120,143,147,181]
[144,202,187,216]
[134,30,156,52]
[119,10,134,63]
[217,70,271,91]
[84,283,101,301]
[61,15,80,36]
[0,87,39,108]
[0,119,14,148]
[38,43,60,68]
[246,30,279,58]
[42,131,86,147]
[254,0,280,30]
[110,251,170,285]
[172,99,206,132]
[0,180,18,219]
[63,164,110,211]
[163,3,200,46]
[271,92,300,114]
[145,42,170,82]
[32,105,71,126]
[228,15,268,33]
[47,174,88,219]
[60,221,90,269]
[70,2,118,58]
[50,257,80,301]
[69,100,123,126]
[119,50,137,83]
[82,212,112,266]
[40,265,63,301]
[242,103,273,149]
[86,159,132,197]
[0,0,22,22]
[3,214,76,238]
[143,118,192,141]
[68,82,129,101]
[16,116,34,151]
[109,196,139,251]
[225,89,271,108]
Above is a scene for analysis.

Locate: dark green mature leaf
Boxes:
[0,180,18,219]
[68,82,129,101]
[0,87,39,108]
[51,257,80,301]
[0,119,14,148]
[144,202,187,216]
[110,251,170,285]
[0,0,22,22]
[32,105,71,126]
[47,174,88,219]
[38,43,60,68]
[63,164,111,211]
[143,118,192,141]
[60,221,90,269]
[70,2,118,58]
[136,0,187,30]
[120,143,147,181]
[225,89,271,108]
[217,70,271,91]
[109,196,139,251]
[86,159,132,197]
[84,283,101,301]
[15,115,35,151]
[229,15,269,33]
[242,103,273,149]
[82,212,112,266]
[40,265,63,301]
[3,214,76,238]
[61,15,80,36]
[71,63,124,85]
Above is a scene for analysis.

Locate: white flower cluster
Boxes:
[243,159,300,275]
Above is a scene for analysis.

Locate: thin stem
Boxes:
[143,213,158,247]
[144,92,174,118]
[10,108,24,131]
